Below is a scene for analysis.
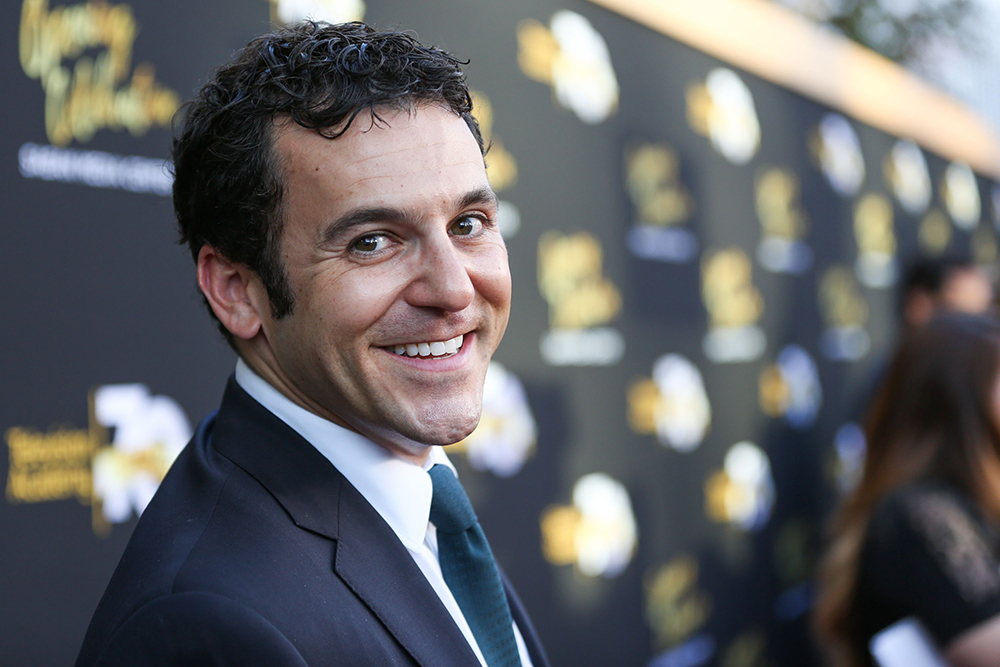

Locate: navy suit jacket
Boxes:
[76,378,549,667]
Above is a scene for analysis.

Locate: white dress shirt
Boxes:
[235,360,532,667]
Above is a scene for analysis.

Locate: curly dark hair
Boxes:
[172,21,484,341]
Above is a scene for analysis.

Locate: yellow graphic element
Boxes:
[538,231,622,330]
[723,631,768,667]
[972,225,999,266]
[854,194,895,257]
[269,0,364,24]
[4,384,191,535]
[763,346,824,429]
[450,362,535,477]
[470,90,518,191]
[885,139,931,216]
[853,193,897,288]
[540,505,582,566]
[705,442,774,532]
[6,427,96,504]
[625,144,693,226]
[645,556,713,649]
[628,380,660,434]
[942,161,982,230]
[832,422,866,494]
[687,68,760,165]
[19,0,179,147]
[517,11,619,124]
[702,249,763,329]
[810,113,865,198]
[820,267,868,329]
[918,210,953,254]
[819,266,871,361]
[628,354,710,452]
[758,366,787,418]
[540,473,637,577]
[756,168,807,240]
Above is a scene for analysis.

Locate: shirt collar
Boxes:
[234,358,456,548]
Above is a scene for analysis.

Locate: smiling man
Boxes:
[76,22,547,667]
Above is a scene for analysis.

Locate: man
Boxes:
[76,21,547,667]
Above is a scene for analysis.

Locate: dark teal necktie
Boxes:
[428,464,521,667]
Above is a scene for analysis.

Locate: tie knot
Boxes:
[428,464,477,534]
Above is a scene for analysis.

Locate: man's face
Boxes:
[252,105,511,459]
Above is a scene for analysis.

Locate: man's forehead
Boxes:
[273,105,491,215]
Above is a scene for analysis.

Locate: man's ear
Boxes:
[197,245,267,340]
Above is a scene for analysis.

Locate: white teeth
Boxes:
[389,334,465,358]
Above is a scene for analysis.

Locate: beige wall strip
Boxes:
[587,0,1000,180]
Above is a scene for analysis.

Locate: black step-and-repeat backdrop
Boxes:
[4,1,998,665]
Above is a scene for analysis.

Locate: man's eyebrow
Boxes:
[458,186,499,211]
[318,206,413,247]
[319,187,499,245]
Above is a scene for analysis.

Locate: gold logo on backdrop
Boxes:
[918,210,953,254]
[755,168,812,274]
[645,556,713,649]
[517,10,619,124]
[972,224,999,266]
[884,139,931,216]
[628,354,711,452]
[626,144,692,227]
[756,169,806,241]
[6,425,97,504]
[819,266,870,360]
[539,231,620,329]
[471,90,518,191]
[758,345,821,429]
[809,113,865,198]
[701,248,766,363]
[5,384,190,535]
[853,193,897,288]
[623,143,699,263]
[687,68,760,166]
[19,0,179,147]
[538,232,624,365]
[942,161,981,230]
[705,441,774,532]
[540,473,637,577]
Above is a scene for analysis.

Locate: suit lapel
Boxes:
[501,570,550,667]
[335,479,481,667]
[211,378,479,667]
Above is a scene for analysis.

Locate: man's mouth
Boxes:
[386,334,465,359]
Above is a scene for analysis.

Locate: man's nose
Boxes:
[404,236,476,312]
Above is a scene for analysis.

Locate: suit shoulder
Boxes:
[85,591,308,667]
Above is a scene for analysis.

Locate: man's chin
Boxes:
[409,408,483,447]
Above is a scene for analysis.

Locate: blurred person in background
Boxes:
[849,254,994,425]
[815,313,1000,667]
[899,254,994,329]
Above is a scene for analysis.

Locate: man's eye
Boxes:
[352,234,389,253]
[450,216,483,236]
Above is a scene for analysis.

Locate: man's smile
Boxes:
[385,333,466,359]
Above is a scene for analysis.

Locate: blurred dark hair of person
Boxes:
[900,254,994,328]
[816,313,1000,667]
